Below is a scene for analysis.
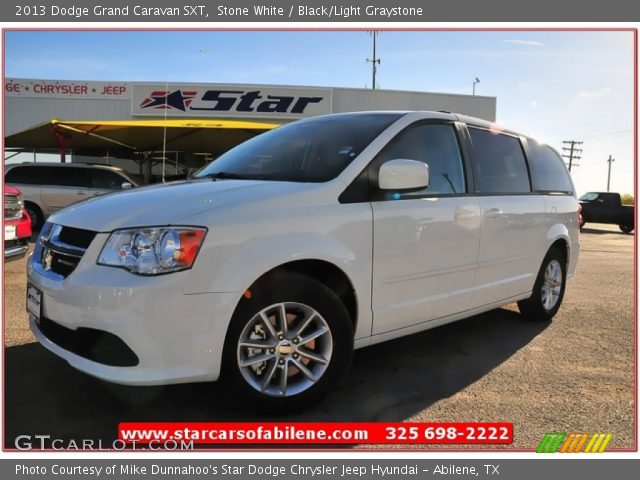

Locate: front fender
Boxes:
[189,232,359,294]
[182,201,373,340]
[184,230,373,341]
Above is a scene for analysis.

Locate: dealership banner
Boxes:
[5,78,130,100]
[4,460,640,479]
[131,84,332,119]
[117,422,513,445]
[2,0,639,21]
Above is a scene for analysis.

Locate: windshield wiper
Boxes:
[200,171,300,182]
[201,171,258,180]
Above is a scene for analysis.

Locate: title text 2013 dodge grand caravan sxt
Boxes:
[27,111,579,408]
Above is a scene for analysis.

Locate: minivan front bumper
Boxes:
[27,230,241,386]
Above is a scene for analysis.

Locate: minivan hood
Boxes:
[49,179,312,232]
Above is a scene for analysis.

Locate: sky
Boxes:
[3,30,635,195]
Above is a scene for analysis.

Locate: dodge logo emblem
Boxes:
[42,249,53,271]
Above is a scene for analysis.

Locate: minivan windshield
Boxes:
[195,113,401,182]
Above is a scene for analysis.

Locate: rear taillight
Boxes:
[577,203,583,226]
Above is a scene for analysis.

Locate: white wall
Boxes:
[332,88,496,121]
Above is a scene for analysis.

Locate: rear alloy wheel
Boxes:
[518,247,567,321]
[223,273,353,409]
[619,224,634,234]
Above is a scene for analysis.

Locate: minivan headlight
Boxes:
[98,227,207,275]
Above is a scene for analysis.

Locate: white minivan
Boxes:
[5,163,137,230]
[27,111,579,408]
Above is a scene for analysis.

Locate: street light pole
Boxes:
[472,77,480,95]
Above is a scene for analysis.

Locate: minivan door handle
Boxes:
[76,191,87,195]
[485,208,503,219]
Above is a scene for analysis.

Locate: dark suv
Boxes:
[5,163,138,230]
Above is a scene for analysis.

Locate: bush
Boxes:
[620,194,634,205]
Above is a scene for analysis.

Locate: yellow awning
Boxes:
[5,118,280,154]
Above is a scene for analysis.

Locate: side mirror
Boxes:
[121,181,133,190]
[378,159,429,191]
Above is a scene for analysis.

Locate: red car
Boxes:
[4,185,31,259]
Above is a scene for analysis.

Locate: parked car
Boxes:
[578,192,634,233]
[4,186,32,259]
[26,112,580,408]
[5,163,138,230]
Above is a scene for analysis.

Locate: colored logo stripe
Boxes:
[560,433,589,453]
[538,432,613,453]
[584,433,613,453]
[537,433,566,453]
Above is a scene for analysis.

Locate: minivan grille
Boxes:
[4,193,22,220]
[58,226,96,249]
[45,250,82,277]
[37,224,97,278]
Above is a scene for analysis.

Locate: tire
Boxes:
[221,272,354,410]
[518,247,567,322]
[24,202,44,231]
[619,224,634,234]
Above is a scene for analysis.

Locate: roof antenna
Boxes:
[161,81,168,183]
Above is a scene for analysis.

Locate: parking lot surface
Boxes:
[3,224,635,450]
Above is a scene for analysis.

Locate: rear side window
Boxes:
[44,167,91,188]
[469,128,531,194]
[6,166,91,188]
[527,140,574,194]
[5,166,43,185]
[90,170,127,189]
[374,123,466,198]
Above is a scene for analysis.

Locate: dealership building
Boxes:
[4,78,496,183]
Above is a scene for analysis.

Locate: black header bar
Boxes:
[3,0,640,22]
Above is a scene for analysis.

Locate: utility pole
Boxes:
[366,31,381,89]
[562,140,583,172]
[606,154,615,192]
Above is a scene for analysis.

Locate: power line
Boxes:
[581,129,632,140]
[562,140,583,172]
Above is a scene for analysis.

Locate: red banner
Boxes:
[119,422,513,445]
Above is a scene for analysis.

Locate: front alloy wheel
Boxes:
[223,272,353,409]
[237,302,333,398]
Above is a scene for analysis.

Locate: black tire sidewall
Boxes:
[528,248,567,320]
[221,272,354,409]
[25,202,43,231]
